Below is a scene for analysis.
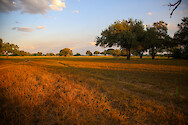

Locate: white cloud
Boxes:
[89,42,96,46]
[12,27,34,32]
[147,12,152,15]
[49,0,66,11]
[0,0,66,14]
[36,26,46,29]
[72,10,79,13]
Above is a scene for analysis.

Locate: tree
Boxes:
[107,49,115,55]
[161,35,176,59]
[100,50,108,56]
[86,50,92,56]
[174,17,188,49]
[74,53,81,56]
[96,19,145,60]
[94,51,100,56]
[145,21,168,59]
[113,49,121,56]
[59,48,73,56]
[46,53,54,56]
[173,17,188,58]
[36,52,43,56]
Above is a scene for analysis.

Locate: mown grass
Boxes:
[0,56,187,124]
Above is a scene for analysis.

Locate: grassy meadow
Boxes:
[0,56,188,124]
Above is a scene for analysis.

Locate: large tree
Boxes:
[60,48,73,56]
[96,19,144,60]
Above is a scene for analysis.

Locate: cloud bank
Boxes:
[0,0,66,14]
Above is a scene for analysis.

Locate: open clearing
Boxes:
[0,56,188,124]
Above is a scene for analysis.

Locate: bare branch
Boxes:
[168,0,182,18]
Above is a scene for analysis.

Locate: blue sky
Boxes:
[0,0,188,55]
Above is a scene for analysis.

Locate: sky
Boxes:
[0,0,188,55]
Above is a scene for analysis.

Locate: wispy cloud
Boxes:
[36,26,46,29]
[0,0,66,14]
[72,10,79,13]
[12,27,34,32]
[147,12,153,15]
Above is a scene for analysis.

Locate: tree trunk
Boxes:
[127,49,130,60]
[140,54,143,59]
[6,52,8,58]
[168,54,170,59]
[151,48,155,59]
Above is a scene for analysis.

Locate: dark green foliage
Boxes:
[59,48,73,56]
[86,50,92,56]
[96,19,145,60]
[74,53,81,56]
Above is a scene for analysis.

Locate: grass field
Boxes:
[0,56,187,124]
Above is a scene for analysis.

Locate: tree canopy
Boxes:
[96,19,145,60]
[86,50,92,56]
[59,48,73,56]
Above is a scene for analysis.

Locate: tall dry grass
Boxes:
[0,61,186,124]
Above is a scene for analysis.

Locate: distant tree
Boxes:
[59,48,73,56]
[1,42,19,58]
[96,19,144,60]
[121,49,127,56]
[46,53,54,56]
[107,49,115,55]
[86,50,92,56]
[94,51,100,56]
[113,49,121,56]
[74,53,81,56]
[100,50,108,56]
[36,52,43,56]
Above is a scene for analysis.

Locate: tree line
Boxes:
[0,17,187,59]
[96,17,188,59]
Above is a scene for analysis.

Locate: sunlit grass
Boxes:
[0,57,187,124]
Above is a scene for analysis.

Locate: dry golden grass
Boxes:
[0,58,187,124]
[57,60,188,73]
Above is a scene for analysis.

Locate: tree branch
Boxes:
[168,0,182,17]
